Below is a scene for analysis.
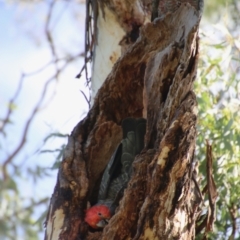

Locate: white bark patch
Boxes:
[157,120,179,166]
[172,209,187,235]
[46,208,65,240]
[192,105,198,115]
[91,6,125,100]
[157,146,170,167]
[143,227,158,240]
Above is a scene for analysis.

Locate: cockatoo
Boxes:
[85,118,146,229]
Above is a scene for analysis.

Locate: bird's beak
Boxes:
[96,219,109,228]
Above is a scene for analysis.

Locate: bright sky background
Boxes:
[0,1,88,239]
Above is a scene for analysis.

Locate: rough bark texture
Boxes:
[45,4,202,240]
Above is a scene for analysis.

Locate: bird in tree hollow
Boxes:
[85,118,146,229]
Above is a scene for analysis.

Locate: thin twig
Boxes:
[80,90,91,109]
[0,74,24,135]
[45,0,58,64]
[2,55,77,180]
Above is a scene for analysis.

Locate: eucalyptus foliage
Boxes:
[196,22,240,239]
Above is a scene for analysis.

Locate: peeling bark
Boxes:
[195,141,218,239]
[45,3,203,240]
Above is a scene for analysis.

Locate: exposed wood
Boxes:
[84,0,151,102]
[45,3,203,240]
[90,5,125,99]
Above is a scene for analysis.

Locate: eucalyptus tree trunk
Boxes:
[44,1,203,239]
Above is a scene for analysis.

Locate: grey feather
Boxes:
[98,118,146,213]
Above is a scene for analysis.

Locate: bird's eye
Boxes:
[98,212,102,216]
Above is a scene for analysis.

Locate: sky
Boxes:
[0,1,88,239]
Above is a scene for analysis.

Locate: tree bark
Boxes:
[45,3,202,240]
